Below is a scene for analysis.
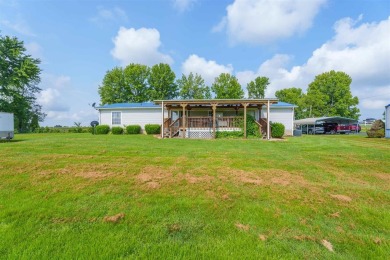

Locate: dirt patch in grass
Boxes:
[373,173,390,182]
[74,171,113,179]
[146,181,161,189]
[321,239,334,252]
[329,212,340,218]
[136,166,216,190]
[258,234,267,241]
[103,213,125,223]
[271,177,290,186]
[235,223,250,231]
[330,194,352,202]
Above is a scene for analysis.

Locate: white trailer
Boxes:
[0,112,14,140]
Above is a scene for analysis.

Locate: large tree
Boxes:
[247,76,269,99]
[98,67,126,105]
[211,73,244,99]
[123,64,150,103]
[148,63,178,100]
[275,87,307,119]
[306,71,360,119]
[177,72,211,99]
[99,64,151,105]
[0,34,45,132]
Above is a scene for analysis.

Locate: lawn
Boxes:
[0,133,389,259]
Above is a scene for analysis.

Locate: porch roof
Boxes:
[154,98,278,107]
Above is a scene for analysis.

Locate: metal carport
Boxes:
[294,117,359,134]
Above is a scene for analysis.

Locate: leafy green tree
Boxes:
[177,72,211,99]
[306,70,360,119]
[123,64,150,102]
[0,34,45,132]
[148,63,178,100]
[211,73,244,99]
[98,67,126,105]
[275,87,306,119]
[247,76,269,98]
[99,64,151,104]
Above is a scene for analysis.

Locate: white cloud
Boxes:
[172,0,197,12]
[0,18,35,36]
[37,74,71,112]
[216,0,326,44]
[37,74,99,126]
[111,27,173,66]
[181,54,233,85]
[90,6,128,24]
[236,16,390,118]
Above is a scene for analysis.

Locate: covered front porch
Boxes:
[154,99,278,139]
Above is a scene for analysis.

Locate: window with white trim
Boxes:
[112,112,121,125]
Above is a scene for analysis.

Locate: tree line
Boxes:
[99,63,360,119]
[98,63,270,104]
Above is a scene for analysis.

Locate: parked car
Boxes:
[336,124,350,134]
[324,123,338,134]
[298,124,325,134]
[349,124,361,132]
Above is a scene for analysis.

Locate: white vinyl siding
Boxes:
[112,112,122,125]
[262,108,294,136]
[99,108,166,132]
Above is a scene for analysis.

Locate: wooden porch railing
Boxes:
[185,116,244,128]
[259,118,268,138]
[169,117,181,137]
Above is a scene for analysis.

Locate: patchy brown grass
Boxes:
[103,213,125,223]
[330,194,352,202]
[321,239,334,252]
[235,223,250,231]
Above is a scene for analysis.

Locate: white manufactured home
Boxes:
[96,99,296,139]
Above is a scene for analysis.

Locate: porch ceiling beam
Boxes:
[154,99,278,106]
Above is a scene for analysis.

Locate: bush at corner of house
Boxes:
[111,126,124,135]
[366,120,385,138]
[126,125,141,134]
[271,122,285,138]
[145,124,161,135]
[95,125,110,135]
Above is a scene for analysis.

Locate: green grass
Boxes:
[0,133,389,259]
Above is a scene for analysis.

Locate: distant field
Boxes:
[0,134,389,259]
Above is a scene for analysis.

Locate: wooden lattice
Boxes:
[186,129,213,139]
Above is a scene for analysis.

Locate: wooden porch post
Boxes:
[161,101,164,139]
[243,103,248,139]
[258,105,263,120]
[181,103,187,138]
[267,100,270,140]
[212,103,217,139]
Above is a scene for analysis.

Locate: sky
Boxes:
[0,0,389,126]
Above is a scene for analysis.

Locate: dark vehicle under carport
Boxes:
[294,117,359,135]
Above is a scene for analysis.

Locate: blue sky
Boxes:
[1,0,389,126]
